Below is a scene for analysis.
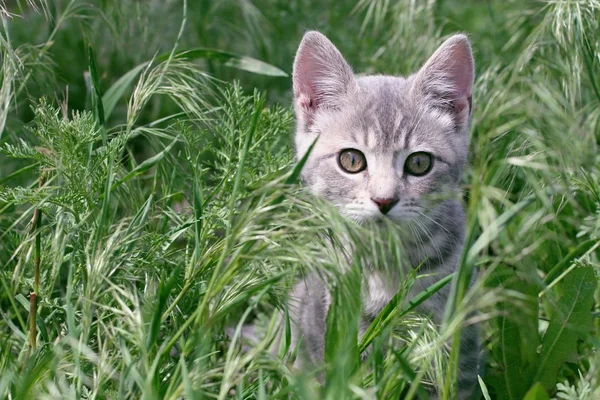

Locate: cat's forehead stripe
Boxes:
[355,78,413,151]
[392,111,404,136]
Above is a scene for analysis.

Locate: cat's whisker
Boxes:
[418,204,463,231]
[415,209,454,236]
[410,216,444,265]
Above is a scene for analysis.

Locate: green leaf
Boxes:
[102,63,148,122]
[268,134,320,207]
[93,151,115,258]
[122,195,154,254]
[523,383,550,400]
[102,48,286,121]
[258,369,267,400]
[486,267,540,400]
[579,24,600,103]
[543,240,598,285]
[159,48,287,77]
[534,267,595,389]
[88,45,106,142]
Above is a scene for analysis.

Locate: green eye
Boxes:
[405,152,433,176]
[338,149,367,173]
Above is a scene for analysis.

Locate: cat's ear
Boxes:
[411,34,474,126]
[293,31,356,126]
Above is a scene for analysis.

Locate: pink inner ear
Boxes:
[450,57,473,120]
[293,58,316,100]
[292,31,356,123]
[293,40,325,104]
[293,55,317,125]
[293,53,324,130]
[446,45,473,99]
[418,35,474,116]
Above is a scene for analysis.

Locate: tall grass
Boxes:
[0,0,599,399]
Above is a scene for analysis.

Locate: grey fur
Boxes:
[290,31,480,398]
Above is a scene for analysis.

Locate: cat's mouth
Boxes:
[369,213,402,226]
[368,209,419,226]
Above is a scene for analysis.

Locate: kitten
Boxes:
[289,31,480,397]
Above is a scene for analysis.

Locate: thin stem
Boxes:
[29,172,46,350]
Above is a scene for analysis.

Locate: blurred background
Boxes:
[1,0,526,124]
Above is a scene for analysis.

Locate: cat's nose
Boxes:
[371,197,399,214]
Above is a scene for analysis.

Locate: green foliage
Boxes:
[487,266,596,399]
[524,383,550,400]
[487,268,540,400]
[535,267,596,390]
[0,0,599,399]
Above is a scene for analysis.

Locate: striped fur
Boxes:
[290,32,480,398]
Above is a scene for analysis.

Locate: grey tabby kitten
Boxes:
[289,31,480,397]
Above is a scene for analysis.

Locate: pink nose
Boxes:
[371,198,399,214]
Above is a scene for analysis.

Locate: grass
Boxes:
[0,0,599,399]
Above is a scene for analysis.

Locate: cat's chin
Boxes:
[355,213,410,226]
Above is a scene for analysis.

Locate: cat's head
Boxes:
[292,31,474,223]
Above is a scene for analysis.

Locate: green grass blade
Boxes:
[157,48,288,77]
[88,45,106,142]
[397,350,429,400]
[285,135,319,185]
[479,376,491,400]
[543,239,598,285]
[15,351,54,399]
[443,195,535,332]
[359,273,454,353]
[147,266,182,351]
[323,263,361,400]
[111,136,179,190]
[191,162,204,267]
[102,63,148,122]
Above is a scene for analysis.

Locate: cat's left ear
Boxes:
[411,34,474,126]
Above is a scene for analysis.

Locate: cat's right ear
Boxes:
[293,31,356,127]
[411,34,474,128]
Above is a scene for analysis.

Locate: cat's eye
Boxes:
[338,149,367,173]
[405,152,433,176]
